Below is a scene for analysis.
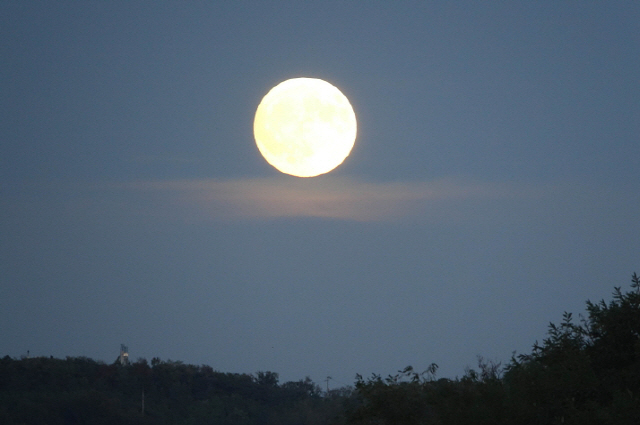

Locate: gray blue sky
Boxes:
[1,1,639,386]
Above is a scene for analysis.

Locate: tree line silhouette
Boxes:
[350,273,640,424]
[2,273,639,424]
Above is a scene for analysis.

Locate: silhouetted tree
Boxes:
[0,356,348,425]
[348,273,640,425]
[504,272,640,424]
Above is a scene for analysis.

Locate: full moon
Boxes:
[253,78,357,177]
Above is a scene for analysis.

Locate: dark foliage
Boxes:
[348,273,640,425]
[4,273,639,424]
[0,356,353,425]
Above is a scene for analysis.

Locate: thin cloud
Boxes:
[119,176,535,222]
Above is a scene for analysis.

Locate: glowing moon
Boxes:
[254,78,357,178]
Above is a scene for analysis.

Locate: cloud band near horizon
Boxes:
[118,176,536,222]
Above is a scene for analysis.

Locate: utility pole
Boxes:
[325,376,332,393]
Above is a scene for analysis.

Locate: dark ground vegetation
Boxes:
[350,273,640,425]
[2,273,639,424]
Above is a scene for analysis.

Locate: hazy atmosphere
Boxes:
[2,1,639,387]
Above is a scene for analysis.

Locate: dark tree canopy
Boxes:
[3,273,639,425]
[349,273,640,425]
[0,356,352,425]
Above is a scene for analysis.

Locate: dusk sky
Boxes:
[2,1,639,387]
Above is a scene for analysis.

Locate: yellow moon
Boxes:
[253,78,357,177]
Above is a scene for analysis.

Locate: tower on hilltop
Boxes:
[118,344,129,365]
